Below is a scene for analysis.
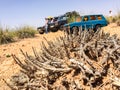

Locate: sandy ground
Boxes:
[0,23,120,90]
[102,23,120,37]
[0,31,64,89]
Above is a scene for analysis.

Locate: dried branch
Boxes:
[7,28,120,90]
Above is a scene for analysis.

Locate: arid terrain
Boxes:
[0,23,120,90]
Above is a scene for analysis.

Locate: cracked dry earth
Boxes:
[0,23,120,90]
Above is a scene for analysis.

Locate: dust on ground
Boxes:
[0,23,119,89]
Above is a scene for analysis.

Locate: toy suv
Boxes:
[46,15,68,32]
[53,15,68,30]
[37,15,68,34]
[64,14,108,34]
[37,17,58,34]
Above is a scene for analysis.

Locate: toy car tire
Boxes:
[39,30,44,34]
[60,25,64,30]
[50,28,58,32]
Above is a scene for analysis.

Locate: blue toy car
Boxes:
[64,14,108,33]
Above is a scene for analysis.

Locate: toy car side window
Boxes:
[83,16,88,21]
[90,15,96,20]
[97,15,102,20]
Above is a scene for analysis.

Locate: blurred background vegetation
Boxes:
[15,26,37,39]
[65,11,80,23]
[0,26,37,44]
[106,11,120,26]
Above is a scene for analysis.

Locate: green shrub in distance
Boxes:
[0,28,15,44]
[106,11,120,24]
[116,19,120,26]
[16,26,36,39]
[116,12,120,26]
[65,11,80,23]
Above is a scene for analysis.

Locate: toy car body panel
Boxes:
[64,14,108,32]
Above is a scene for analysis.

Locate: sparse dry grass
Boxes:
[0,28,15,44]
[106,12,120,26]
[15,26,37,39]
[0,26,37,44]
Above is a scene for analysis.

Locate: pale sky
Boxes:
[0,0,120,28]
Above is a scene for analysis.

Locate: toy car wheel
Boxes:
[39,30,44,34]
[60,25,64,31]
[72,27,79,35]
[51,28,58,32]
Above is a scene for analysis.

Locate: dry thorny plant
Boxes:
[4,28,120,90]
